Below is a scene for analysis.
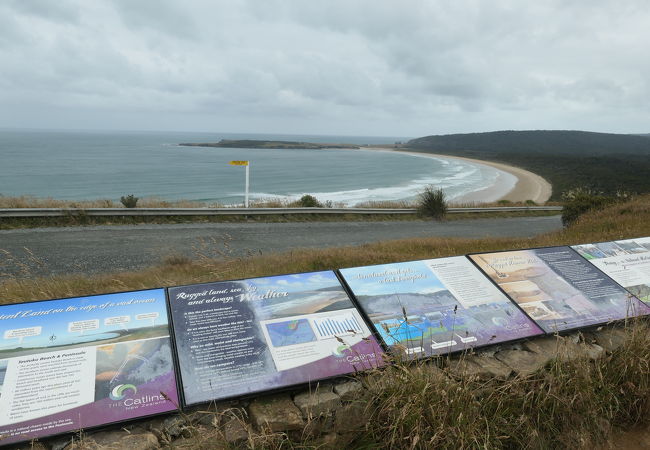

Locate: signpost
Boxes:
[229,160,250,208]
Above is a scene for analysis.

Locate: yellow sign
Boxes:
[229,160,249,166]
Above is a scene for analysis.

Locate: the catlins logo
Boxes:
[332,344,350,358]
[110,383,137,400]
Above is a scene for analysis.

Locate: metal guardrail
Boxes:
[0,206,562,218]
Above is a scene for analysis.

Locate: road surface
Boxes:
[0,216,562,279]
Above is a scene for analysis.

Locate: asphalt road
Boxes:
[0,216,562,279]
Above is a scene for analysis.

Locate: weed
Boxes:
[417,186,448,219]
[120,194,139,208]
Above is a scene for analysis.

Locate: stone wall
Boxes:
[7,326,631,449]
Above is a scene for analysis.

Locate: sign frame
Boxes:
[165,270,385,408]
[0,287,180,446]
[336,256,545,360]
[571,236,650,306]
[467,245,650,334]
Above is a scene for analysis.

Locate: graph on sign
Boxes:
[312,313,363,338]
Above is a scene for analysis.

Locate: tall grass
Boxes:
[0,195,216,209]
[1,195,648,305]
[358,322,650,449]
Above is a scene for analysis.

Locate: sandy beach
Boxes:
[365,148,552,204]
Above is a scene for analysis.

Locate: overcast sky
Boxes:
[1,0,649,137]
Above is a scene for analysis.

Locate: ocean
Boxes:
[0,129,515,206]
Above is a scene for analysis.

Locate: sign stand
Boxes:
[229,160,250,208]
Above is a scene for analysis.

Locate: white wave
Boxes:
[246,169,512,206]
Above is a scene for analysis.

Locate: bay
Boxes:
[0,129,512,206]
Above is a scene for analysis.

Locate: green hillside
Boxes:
[408,130,650,155]
[405,130,650,199]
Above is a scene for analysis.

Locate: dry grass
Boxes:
[1,195,649,305]
[0,195,217,209]
[358,322,650,449]
[55,323,650,449]
[0,194,562,210]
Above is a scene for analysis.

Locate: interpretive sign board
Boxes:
[469,247,650,333]
[338,256,543,358]
[167,271,384,406]
[572,237,650,305]
[0,289,178,445]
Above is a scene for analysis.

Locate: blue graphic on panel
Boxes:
[266,319,316,347]
[312,314,363,338]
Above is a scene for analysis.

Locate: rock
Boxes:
[524,335,608,362]
[310,432,340,448]
[590,327,629,352]
[334,401,368,433]
[222,418,250,444]
[494,350,550,376]
[583,343,606,360]
[198,413,219,428]
[248,393,304,432]
[162,415,186,437]
[83,430,126,447]
[112,433,160,450]
[523,336,565,355]
[447,355,512,379]
[8,441,48,450]
[300,416,335,439]
[64,431,160,450]
[293,390,341,418]
[333,380,364,402]
[49,436,74,450]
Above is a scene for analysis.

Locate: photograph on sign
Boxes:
[469,247,650,333]
[572,237,650,305]
[338,256,543,358]
[167,271,384,406]
[0,289,178,445]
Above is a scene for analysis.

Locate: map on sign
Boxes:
[266,319,316,347]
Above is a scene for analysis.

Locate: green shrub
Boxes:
[561,188,615,226]
[417,186,447,219]
[120,194,139,208]
[296,194,323,208]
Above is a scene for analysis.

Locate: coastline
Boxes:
[364,147,552,204]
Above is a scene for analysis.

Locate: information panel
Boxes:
[338,257,543,358]
[0,289,178,445]
[167,271,384,406]
[572,237,650,305]
[469,247,650,333]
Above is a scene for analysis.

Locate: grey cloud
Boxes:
[1,0,649,135]
[111,0,199,40]
[7,0,80,23]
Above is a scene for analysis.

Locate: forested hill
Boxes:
[405,130,650,200]
[407,130,650,156]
